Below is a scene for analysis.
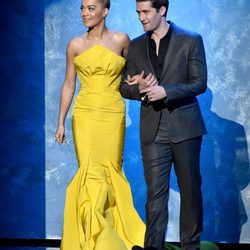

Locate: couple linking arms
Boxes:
[55,0,207,250]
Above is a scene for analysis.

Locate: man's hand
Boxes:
[141,85,167,102]
[125,72,163,101]
[125,71,157,89]
[138,71,158,92]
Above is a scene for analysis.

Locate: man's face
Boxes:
[136,1,162,32]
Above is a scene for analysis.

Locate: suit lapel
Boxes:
[160,23,179,82]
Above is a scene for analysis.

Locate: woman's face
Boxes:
[80,0,108,28]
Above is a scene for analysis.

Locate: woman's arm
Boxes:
[121,33,130,58]
[55,39,77,144]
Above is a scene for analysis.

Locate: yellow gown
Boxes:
[61,45,145,250]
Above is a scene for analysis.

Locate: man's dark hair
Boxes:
[136,0,169,17]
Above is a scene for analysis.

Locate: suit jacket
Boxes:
[120,22,207,143]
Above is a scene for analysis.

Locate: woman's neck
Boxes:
[87,23,108,42]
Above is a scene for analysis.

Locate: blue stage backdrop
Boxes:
[0,0,45,239]
[0,0,249,245]
[45,0,250,243]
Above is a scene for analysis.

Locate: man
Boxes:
[119,1,207,250]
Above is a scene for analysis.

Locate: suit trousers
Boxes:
[141,110,203,250]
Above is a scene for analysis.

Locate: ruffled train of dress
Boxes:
[61,153,145,250]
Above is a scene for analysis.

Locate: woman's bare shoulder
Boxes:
[68,34,87,48]
[110,31,130,44]
[67,34,88,54]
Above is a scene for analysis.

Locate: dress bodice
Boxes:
[73,45,126,113]
[74,45,125,92]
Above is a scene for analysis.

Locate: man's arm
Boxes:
[163,34,207,102]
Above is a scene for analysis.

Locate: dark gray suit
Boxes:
[120,22,207,250]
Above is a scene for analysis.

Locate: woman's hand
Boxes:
[55,125,66,144]
[125,74,140,85]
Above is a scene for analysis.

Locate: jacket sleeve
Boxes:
[163,34,207,102]
[119,43,141,101]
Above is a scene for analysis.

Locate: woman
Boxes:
[55,0,145,249]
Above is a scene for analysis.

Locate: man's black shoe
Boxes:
[132,246,159,250]
[132,246,144,250]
